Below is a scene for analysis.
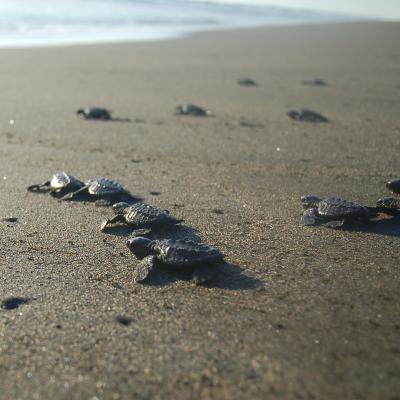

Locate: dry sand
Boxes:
[0,21,400,399]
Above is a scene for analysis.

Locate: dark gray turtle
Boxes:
[76,107,111,120]
[288,109,329,123]
[301,79,327,87]
[126,237,224,285]
[175,104,210,117]
[376,197,400,216]
[60,177,135,204]
[1,297,30,310]
[100,202,183,232]
[238,78,257,86]
[301,195,377,228]
[27,172,84,198]
[386,179,400,194]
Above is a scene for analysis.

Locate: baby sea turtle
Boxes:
[100,202,183,232]
[126,237,225,285]
[1,297,30,310]
[288,109,329,123]
[27,172,84,198]
[301,195,377,228]
[238,78,257,86]
[76,107,112,120]
[175,104,210,117]
[60,177,135,204]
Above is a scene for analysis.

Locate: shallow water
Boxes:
[0,0,356,47]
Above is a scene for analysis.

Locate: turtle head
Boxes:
[126,237,152,259]
[175,105,184,115]
[76,109,84,115]
[386,179,400,194]
[301,195,322,209]
[112,202,130,215]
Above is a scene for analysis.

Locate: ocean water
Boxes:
[0,0,356,47]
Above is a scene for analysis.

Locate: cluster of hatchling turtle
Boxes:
[27,172,226,285]
[76,76,330,123]
[300,179,400,228]
[25,78,333,285]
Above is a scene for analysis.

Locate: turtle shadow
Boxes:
[104,224,201,241]
[343,217,400,237]
[109,117,132,123]
[202,263,263,290]
[82,117,132,123]
[59,194,143,207]
[142,263,262,291]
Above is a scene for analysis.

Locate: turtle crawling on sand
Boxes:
[76,107,112,120]
[1,297,30,310]
[175,104,210,117]
[101,202,183,232]
[238,78,257,86]
[126,237,225,284]
[288,109,329,123]
[60,177,135,204]
[27,172,84,198]
[301,195,377,228]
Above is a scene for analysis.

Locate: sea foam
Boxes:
[0,0,356,47]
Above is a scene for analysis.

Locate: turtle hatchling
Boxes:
[301,195,377,228]
[61,177,135,204]
[238,78,257,86]
[27,172,84,198]
[76,107,112,120]
[175,104,210,117]
[288,109,329,123]
[100,202,183,232]
[126,237,225,285]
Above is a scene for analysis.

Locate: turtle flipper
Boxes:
[324,219,345,229]
[132,255,156,283]
[49,187,69,198]
[27,180,51,192]
[60,186,88,200]
[301,209,319,226]
[100,215,125,232]
[192,264,218,285]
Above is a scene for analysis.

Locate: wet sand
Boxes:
[0,22,400,399]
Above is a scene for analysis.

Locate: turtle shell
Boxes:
[123,203,178,228]
[238,78,257,86]
[153,239,223,267]
[317,197,372,218]
[288,109,328,123]
[176,104,208,116]
[80,107,111,120]
[87,177,127,196]
[50,172,83,190]
[376,197,400,215]
[377,197,400,209]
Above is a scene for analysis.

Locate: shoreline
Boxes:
[0,19,379,50]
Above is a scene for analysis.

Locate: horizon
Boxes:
[203,0,400,19]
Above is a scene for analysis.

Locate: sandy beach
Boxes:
[1,21,400,399]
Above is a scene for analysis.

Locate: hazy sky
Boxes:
[216,0,400,19]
